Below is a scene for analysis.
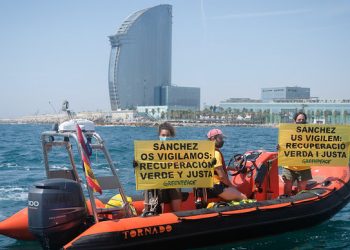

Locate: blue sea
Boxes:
[1,124,350,249]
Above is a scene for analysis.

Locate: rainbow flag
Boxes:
[76,124,102,194]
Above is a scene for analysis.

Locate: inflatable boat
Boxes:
[1,119,350,249]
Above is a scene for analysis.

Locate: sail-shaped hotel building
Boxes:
[108,4,200,111]
[108,5,172,110]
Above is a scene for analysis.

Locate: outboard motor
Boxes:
[28,178,87,249]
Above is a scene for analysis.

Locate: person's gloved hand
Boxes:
[133,160,138,168]
[210,158,217,166]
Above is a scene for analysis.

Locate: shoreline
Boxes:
[0,119,277,128]
[0,112,278,128]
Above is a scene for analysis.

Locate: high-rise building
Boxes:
[156,86,200,110]
[261,87,310,101]
[108,5,172,110]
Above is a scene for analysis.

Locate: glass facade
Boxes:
[156,86,200,111]
[108,5,172,110]
[261,87,310,101]
[219,100,350,124]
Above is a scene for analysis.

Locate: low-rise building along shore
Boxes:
[219,98,350,124]
[2,98,350,126]
[0,111,275,127]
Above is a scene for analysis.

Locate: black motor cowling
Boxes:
[28,178,87,249]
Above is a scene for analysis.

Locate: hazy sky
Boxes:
[1,1,349,118]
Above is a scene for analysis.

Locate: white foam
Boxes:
[50,165,69,170]
[0,162,18,168]
[0,186,28,201]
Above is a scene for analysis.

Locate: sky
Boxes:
[0,1,350,118]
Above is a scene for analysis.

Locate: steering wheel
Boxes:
[227,151,262,176]
[227,154,247,176]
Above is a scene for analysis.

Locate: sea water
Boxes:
[0,124,349,249]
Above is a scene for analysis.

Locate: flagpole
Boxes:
[73,133,99,223]
[86,184,99,223]
[74,124,100,223]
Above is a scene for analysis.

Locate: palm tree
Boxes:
[344,110,349,124]
[333,110,341,124]
[324,110,332,124]
[256,109,263,124]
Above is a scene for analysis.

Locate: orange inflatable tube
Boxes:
[64,213,180,249]
[0,207,35,240]
[0,198,144,241]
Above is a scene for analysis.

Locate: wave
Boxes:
[0,163,39,173]
[0,186,28,201]
[50,165,69,170]
[0,162,18,168]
